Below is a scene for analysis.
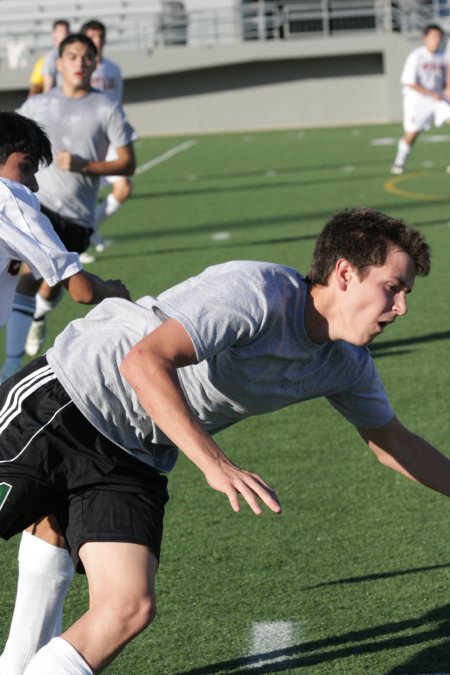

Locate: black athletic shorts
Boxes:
[0,357,169,573]
[40,204,93,254]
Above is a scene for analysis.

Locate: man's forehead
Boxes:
[61,43,94,57]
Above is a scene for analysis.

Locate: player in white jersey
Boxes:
[0,34,136,378]
[0,112,130,340]
[391,24,450,174]
[0,110,131,675]
[80,20,133,262]
[2,208,450,674]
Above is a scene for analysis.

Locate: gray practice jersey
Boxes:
[47,261,394,472]
[18,88,133,228]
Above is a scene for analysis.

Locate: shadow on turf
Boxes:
[96,211,450,252]
[369,330,450,359]
[304,560,450,589]
[174,604,450,674]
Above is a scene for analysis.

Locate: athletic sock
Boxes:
[94,193,121,226]
[4,293,36,363]
[22,638,93,675]
[34,287,64,320]
[393,138,411,167]
[0,532,74,675]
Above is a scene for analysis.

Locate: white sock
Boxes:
[5,293,36,361]
[34,288,64,320]
[23,638,93,675]
[0,533,74,675]
[393,138,411,167]
[94,193,121,226]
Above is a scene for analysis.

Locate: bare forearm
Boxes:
[79,158,135,176]
[120,321,281,514]
[367,425,450,498]
[64,271,130,304]
[408,83,442,99]
[120,352,224,471]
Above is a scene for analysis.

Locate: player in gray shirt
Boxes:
[1,33,136,379]
[1,208,447,674]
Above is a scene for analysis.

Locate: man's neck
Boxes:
[304,285,331,344]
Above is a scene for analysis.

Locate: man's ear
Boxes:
[335,258,354,290]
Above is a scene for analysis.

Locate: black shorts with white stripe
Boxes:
[0,356,169,572]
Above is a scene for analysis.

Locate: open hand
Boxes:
[203,458,281,515]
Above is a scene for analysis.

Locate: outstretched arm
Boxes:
[120,317,281,515]
[358,416,450,497]
[62,270,130,304]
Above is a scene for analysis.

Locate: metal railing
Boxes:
[1,0,450,68]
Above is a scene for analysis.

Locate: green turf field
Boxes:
[0,122,449,674]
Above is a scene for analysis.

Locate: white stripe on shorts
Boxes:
[0,364,56,435]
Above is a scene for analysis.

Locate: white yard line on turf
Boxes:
[135,140,198,175]
[248,621,295,669]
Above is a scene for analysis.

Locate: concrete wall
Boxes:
[0,31,421,135]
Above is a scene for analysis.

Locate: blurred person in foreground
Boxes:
[0,33,135,381]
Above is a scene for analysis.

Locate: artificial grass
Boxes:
[0,122,449,673]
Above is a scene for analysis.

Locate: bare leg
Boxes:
[64,542,157,671]
[24,542,158,673]
[391,131,419,173]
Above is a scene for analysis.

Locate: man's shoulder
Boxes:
[205,260,303,282]
[102,57,122,74]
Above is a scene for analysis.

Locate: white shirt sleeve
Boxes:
[0,179,82,286]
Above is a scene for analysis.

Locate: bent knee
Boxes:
[112,594,156,638]
[113,178,132,202]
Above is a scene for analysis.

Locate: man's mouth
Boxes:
[378,320,394,332]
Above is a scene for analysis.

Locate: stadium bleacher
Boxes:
[1,0,450,66]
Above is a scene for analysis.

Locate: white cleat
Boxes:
[390,164,404,175]
[79,251,96,264]
[94,238,113,253]
[25,318,47,356]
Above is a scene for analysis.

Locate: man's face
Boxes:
[53,23,69,47]
[423,28,442,53]
[84,29,104,59]
[57,41,96,91]
[338,247,416,346]
[0,152,39,192]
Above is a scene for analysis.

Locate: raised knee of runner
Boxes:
[112,177,132,203]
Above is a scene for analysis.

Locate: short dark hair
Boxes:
[308,207,431,285]
[53,18,70,31]
[0,111,52,167]
[81,19,106,40]
[58,33,97,57]
[423,23,443,36]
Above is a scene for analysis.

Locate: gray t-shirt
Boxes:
[18,88,133,228]
[47,261,394,472]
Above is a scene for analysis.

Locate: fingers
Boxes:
[205,461,281,515]
[240,474,282,515]
[225,472,282,516]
